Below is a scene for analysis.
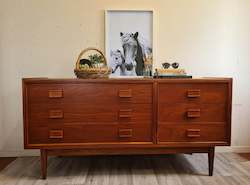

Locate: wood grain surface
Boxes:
[22,78,233,179]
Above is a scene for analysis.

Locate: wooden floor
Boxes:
[0,153,250,185]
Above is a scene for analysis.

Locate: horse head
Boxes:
[110,50,124,74]
[120,32,139,75]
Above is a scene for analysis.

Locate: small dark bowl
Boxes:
[172,62,179,69]
[162,63,170,69]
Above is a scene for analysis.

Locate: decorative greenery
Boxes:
[88,54,105,67]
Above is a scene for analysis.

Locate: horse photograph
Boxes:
[106,10,153,77]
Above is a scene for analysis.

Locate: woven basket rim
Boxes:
[74,67,110,71]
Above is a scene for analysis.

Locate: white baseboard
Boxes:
[0,146,250,157]
[216,146,250,153]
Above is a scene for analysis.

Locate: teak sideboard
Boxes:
[22,78,232,179]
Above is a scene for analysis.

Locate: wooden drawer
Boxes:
[28,124,152,144]
[28,103,152,125]
[158,124,227,143]
[158,83,228,104]
[27,83,152,104]
[158,103,226,123]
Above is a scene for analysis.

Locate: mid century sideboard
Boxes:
[22,78,232,179]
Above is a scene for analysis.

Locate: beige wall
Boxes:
[0,34,3,150]
[0,93,3,149]
[0,0,250,156]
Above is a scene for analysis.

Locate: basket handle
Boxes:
[75,47,107,70]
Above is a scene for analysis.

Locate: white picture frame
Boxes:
[105,9,156,77]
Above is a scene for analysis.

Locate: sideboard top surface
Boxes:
[22,77,233,84]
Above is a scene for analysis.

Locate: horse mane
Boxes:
[134,35,145,76]
[137,36,152,59]
[135,38,145,60]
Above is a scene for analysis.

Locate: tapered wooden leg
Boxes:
[40,149,47,179]
[208,147,215,176]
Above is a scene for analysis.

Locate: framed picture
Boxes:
[105,10,154,77]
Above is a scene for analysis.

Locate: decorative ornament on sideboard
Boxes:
[74,47,111,79]
[154,62,192,78]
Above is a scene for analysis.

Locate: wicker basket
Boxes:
[74,47,111,79]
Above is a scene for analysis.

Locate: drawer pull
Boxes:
[118,129,133,138]
[187,89,201,98]
[119,89,132,98]
[49,130,63,139]
[119,109,132,118]
[187,109,201,118]
[48,89,63,98]
[187,134,201,138]
[186,129,201,138]
[49,110,64,119]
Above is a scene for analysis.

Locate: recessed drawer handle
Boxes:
[49,110,64,119]
[118,129,133,138]
[48,89,63,98]
[187,109,201,118]
[119,89,132,98]
[119,109,132,118]
[187,89,201,98]
[187,134,201,138]
[186,129,201,138]
[49,130,63,139]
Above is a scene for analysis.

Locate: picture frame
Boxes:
[105,9,156,77]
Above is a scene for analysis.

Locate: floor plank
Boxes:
[0,158,16,171]
[0,153,249,185]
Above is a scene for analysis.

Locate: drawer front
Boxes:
[158,83,228,104]
[158,103,226,123]
[27,83,152,104]
[28,103,152,125]
[28,124,152,144]
[158,124,227,142]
